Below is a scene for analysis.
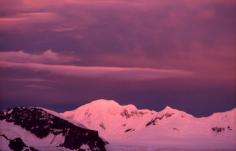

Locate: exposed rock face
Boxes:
[145,117,158,127]
[211,126,233,134]
[0,134,39,151]
[9,137,27,151]
[120,109,145,119]
[0,107,107,151]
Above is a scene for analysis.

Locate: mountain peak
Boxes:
[160,106,179,113]
[123,104,137,110]
[82,99,121,111]
[80,99,138,111]
[90,99,120,106]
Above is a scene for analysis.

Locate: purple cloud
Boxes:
[0,0,235,115]
[0,61,194,81]
[0,50,80,64]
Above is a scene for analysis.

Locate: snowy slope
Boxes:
[62,99,236,150]
[0,107,107,151]
[1,100,235,151]
[62,99,158,139]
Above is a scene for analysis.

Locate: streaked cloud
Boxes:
[11,78,54,83]
[0,0,235,115]
[52,26,77,32]
[0,50,79,64]
[0,61,194,81]
[0,12,59,31]
[24,84,52,89]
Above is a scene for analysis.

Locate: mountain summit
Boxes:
[62,99,236,150]
[74,99,138,112]
[62,99,191,138]
[63,99,156,138]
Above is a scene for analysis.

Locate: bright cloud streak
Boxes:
[0,61,194,80]
[0,50,79,64]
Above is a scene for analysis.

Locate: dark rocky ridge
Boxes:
[0,134,39,151]
[0,107,107,151]
[145,112,175,127]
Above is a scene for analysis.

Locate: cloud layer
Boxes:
[0,61,194,80]
[0,50,79,64]
[0,0,235,115]
[0,50,194,81]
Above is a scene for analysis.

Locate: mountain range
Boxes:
[62,99,236,150]
[1,99,235,151]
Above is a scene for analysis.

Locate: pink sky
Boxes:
[0,0,235,116]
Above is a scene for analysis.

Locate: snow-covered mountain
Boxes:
[62,99,236,150]
[62,99,159,138]
[1,100,235,151]
[0,107,107,151]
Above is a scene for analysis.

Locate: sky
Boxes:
[0,0,236,116]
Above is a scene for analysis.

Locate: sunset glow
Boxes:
[0,0,235,116]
